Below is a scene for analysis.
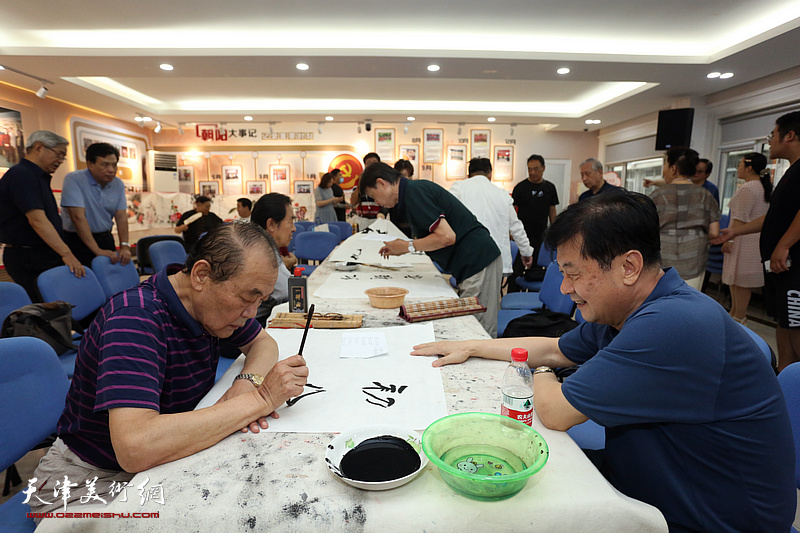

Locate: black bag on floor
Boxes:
[502,308,578,339]
[1,301,80,355]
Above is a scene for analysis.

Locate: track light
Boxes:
[357,123,362,134]
[269,122,275,135]
[404,123,409,134]
[457,123,464,136]
[178,125,184,135]
[318,123,323,134]
[154,121,162,133]
[510,123,517,136]
[36,85,48,99]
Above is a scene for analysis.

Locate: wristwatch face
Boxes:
[236,373,264,387]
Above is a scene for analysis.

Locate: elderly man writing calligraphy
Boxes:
[412,191,795,532]
[29,223,308,520]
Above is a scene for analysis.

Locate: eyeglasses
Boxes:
[44,146,68,159]
[302,312,344,321]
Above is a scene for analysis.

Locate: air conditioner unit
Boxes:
[151,153,179,192]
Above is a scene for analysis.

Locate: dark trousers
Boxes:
[3,246,63,302]
[63,231,116,267]
[334,207,347,222]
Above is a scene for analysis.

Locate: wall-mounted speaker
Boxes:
[655,108,694,150]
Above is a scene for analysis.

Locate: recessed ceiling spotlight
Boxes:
[557,67,571,75]
[584,119,602,125]
[244,116,253,121]
[707,72,721,79]
[296,63,310,71]
[406,116,416,121]
[141,116,152,122]
[159,63,174,71]
[427,64,440,72]
[325,116,334,121]
[719,72,734,79]
[134,116,143,122]
[487,117,496,122]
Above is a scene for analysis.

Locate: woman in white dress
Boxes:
[721,152,772,324]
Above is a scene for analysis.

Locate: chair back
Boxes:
[739,324,777,372]
[537,243,556,268]
[149,240,188,272]
[329,221,354,242]
[91,256,141,299]
[135,234,185,274]
[294,231,340,263]
[295,221,316,232]
[37,266,107,322]
[0,282,32,325]
[539,262,575,315]
[510,240,520,264]
[777,362,800,489]
[0,337,70,472]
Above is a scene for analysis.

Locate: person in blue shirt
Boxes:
[412,190,795,532]
[61,142,131,266]
[692,158,720,204]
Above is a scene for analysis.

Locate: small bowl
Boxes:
[334,261,359,271]
[325,424,428,491]
[364,287,409,309]
[422,412,548,501]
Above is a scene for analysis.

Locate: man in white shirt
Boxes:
[449,158,534,275]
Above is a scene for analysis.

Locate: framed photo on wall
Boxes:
[271,164,290,182]
[423,128,444,164]
[492,145,514,181]
[198,180,219,197]
[470,129,491,159]
[178,165,194,194]
[222,164,242,181]
[246,180,266,195]
[375,128,396,162]
[398,144,418,162]
[446,144,467,180]
[294,180,313,195]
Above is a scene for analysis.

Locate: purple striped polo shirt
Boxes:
[57,266,262,471]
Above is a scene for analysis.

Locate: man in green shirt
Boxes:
[360,162,502,337]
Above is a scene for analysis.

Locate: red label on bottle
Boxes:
[501,405,533,426]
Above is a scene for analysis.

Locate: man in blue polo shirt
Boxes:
[412,191,795,531]
[61,142,132,267]
[360,162,502,337]
[28,222,309,520]
[0,130,85,301]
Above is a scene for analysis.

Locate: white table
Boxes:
[37,248,667,532]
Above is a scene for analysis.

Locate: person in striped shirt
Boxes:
[28,222,308,519]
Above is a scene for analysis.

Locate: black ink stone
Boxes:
[339,435,420,482]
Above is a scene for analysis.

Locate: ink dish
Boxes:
[325,425,428,490]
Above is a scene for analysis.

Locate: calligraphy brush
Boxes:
[360,263,399,271]
[298,303,315,356]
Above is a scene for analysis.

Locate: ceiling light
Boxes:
[719,72,734,79]
[427,64,440,72]
[584,119,602,125]
[707,72,721,79]
[457,123,463,135]
[244,115,253,121]
[134,116,143,122]
[487,117,496,122]
[404,123,409,134]
[296,63,309,71]
[318,123,323,134]
[35,85,48,99]
[141,116,152,122]
[325,116,334,121]
[357,123,362,134]
[557,67,571,75]
[406,116,415,121]
[178,125,185,135]
[154,121,162,133]
[159,63,174,71]
[0,65,5,70]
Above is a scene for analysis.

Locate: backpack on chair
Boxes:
[1,301,80,355]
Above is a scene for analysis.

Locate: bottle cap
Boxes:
[511,348,528,362]
[293,267,306,276]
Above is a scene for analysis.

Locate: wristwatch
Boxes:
[533,366,555,376]
[234,373,264,388]
[408,240,416,253]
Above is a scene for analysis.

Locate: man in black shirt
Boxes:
[174,196,224,253]
[713,111,800,370]
[509,154,559,291]
[0,130,85,300]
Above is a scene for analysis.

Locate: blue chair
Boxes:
[0,337,71,532]
[135,234,185,275]
[329,221,354,242]
[91,256,141,299]
[501,262,573,313]
[294,231,340,276]
[777,362,800,493]
[319,224,343,242]
[0,282,32,326]
[37,266,107,378]
[295,221,315,232]
[515,244,555,293]
[148,240,188,273]
[287,224,307,255]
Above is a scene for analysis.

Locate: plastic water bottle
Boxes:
[501,348,533,426]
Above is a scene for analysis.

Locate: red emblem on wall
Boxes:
[328,154,363,190]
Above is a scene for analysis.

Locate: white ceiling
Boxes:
[2,0,800,132]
